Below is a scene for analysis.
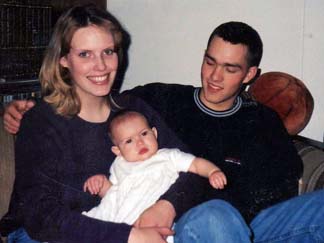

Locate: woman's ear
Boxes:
[152,127,158,139]
[111,146,121,156]
[59,56,69,68]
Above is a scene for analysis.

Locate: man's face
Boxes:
[200,36,257,111]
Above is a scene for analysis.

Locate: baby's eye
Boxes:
[141,131,148,136]
[104,48,115,56]
[125,139,132,144]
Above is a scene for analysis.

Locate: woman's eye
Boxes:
[78,51,89,58]
[104,48,115,56]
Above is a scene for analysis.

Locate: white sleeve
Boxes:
[109,159,118,185]
[167,148,195,172]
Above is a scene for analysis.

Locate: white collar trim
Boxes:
[194,88,242,117]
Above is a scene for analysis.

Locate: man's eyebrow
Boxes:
[204,52,216,62]
[204,52,243,69]
[224,63,242,69]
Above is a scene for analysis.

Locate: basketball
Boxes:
[248,72,314,135]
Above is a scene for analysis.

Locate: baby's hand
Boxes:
[209,170,227,189]
[83,174,108,195]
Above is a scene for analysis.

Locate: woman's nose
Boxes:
[94,55,107,71]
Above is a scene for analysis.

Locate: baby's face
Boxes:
[111,115,158,162]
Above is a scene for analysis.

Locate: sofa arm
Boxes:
[0,117,15,220]
[293,136,324,194]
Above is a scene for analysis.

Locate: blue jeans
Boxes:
[174,190,324,243]
[7,228,40,243]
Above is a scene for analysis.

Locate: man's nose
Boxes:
[211,65,223,82]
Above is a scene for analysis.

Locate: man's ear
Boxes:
[59,56,69,68]
[111,146,121,156]
[243,66,258,84]
[152,127,158,139]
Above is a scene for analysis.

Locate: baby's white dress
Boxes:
[83,148,194,224]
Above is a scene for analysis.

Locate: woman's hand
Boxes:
[128,226,173,243]
[134,200,176,229]
[3,100,35,134]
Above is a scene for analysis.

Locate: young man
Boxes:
[3,22,324,242]
[127,22,324,242]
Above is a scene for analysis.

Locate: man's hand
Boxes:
[128,226,173,243]
[134,200,176,229]
[3,100,35,134]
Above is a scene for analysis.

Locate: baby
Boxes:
[82,110,226,227]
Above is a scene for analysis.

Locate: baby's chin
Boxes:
[133,152,155,162]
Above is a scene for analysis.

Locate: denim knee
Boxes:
[7,228,40,243]
[185,199,247,227]
[175,200,251,243]
[251,190,324,243]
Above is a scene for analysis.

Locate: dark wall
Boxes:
[0,0,107,107]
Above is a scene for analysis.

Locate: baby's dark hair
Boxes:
[108,109,150,141]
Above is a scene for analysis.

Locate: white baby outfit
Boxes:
[83,148,194,224]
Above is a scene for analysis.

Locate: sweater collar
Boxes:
[194,88,242,117]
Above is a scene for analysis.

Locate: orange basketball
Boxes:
[248,72,314,135]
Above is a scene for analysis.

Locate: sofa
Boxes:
[0,117,15,221]
[246,71,324,194]
[0,70,324,239]
[0,118,324,220]
[293,136,324,194]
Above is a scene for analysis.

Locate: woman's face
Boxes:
[60,25,118,103]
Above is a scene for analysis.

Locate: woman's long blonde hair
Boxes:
[40,4,124,116]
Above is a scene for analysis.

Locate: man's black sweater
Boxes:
[128,82,303,222]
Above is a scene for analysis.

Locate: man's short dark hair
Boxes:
[207,21,263,67]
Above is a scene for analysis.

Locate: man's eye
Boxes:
[204,57,214,66]
[104,48,115,55]
[226,67,239,73]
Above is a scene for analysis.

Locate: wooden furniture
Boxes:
[0,117,15,220]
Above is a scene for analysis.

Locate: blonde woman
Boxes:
[0,5,193,243]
